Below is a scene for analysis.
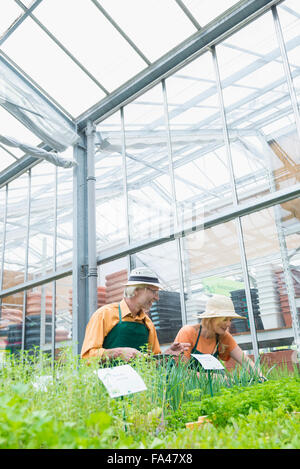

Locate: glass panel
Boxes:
[25,276,72,354]
[25,283,52,351]
[0,275,72,356]
[2,173,29,290]
[181,222,259,354]
[55,275,72,347]
[0,146,16,172]
[34,0,146,92]
[0,1,22,37]
[95,112,128,252]
[279,196,300,334]
[2,17,105,117]
[182,0,238,28]
[99,0,196,62]
[166,51,233,222]
[28,162,55,280]
[0,292,24,355]
[56,165,73,268]
[242,204,298,351]
[131,240,183,346]
[21,0,39,6]
[217,10,300,203]
[124,84,174,244]
[278,0,300,107]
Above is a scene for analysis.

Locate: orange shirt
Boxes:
[81,299,161,359]
[174,324,238,362]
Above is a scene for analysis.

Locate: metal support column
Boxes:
[51,166,58,365]
[86,121,98,318]
[120,108,132,275]
[212,46,260,360]
[40,239,47,349]
[72,134,89,356]
[0,185,8,319]
[21,170,31,352]
[162,79,187,326]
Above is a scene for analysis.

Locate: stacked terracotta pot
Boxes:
[68,289,73,314]
[105,270,128,304]
[97,286,107,308]
[55,329,69,342]
[0,308,23,325]
[26,292,53,316]
[68,286,107,313]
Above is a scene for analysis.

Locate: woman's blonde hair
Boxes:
[200,317,229,355]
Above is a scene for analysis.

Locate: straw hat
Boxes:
[195,294,246,320]
[123,267,163,289]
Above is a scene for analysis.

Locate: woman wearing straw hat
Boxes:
[174,294,264,375]
[81,267,190,363]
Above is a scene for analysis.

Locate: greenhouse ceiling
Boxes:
[0,0,289,173]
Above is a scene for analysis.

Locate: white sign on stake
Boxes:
[96,364,147,398]
[191,353,225,371]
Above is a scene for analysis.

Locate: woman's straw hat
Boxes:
[195,294,246,320]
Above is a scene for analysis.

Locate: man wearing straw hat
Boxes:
[81,267,190,362]
[174,294,265,375]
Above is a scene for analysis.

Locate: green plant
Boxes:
[174,377,300,428]
[0,346,298,448]
[156,407,300,449]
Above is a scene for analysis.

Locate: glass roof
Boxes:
[0,0,242,172]
[0,2,23,37]
[0,0,198,120]
[0,0,249,126]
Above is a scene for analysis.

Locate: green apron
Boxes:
[190,325,220,371]
[102,304,149,353]
[191,325,220,358]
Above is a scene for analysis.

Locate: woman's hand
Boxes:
[163,341,191,356]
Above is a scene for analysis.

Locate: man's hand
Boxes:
[163,341,191,356]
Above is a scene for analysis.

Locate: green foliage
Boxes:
[155,407,300,449]
[168,377,300,430]
[0,347,299,448]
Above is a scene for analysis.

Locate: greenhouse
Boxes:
[0,0,299,451]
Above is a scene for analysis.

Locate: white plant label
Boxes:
[191,353,225,370]
[96,364,147,398]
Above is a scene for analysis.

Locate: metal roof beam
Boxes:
[0,155,41,188]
